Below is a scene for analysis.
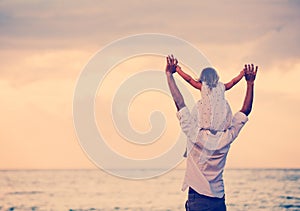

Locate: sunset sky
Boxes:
[1,0,299,170]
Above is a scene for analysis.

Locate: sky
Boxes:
[0,0,300,170]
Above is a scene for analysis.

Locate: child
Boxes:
[176,64,244,134]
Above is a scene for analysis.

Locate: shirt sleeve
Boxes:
[227,111,248,144]
[176,106,191,136]
[176,106,200,144]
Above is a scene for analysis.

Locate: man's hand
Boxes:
[240,63,258,116]
[244,64,258,84]
[166,55,178,75]
[165,55,185,111]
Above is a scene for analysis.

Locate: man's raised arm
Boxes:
[240,64,258,116]
[165,55,186,111]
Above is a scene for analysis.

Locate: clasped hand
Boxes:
[166,55,178,74]
[244,64,258,83]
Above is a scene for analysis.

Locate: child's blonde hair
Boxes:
[199,67,219,89]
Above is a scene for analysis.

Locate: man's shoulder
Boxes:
[176,106,189,119]
[232,111,248,123]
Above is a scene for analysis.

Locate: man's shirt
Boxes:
[177,103,248,198]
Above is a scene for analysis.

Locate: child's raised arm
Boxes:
[176,66,202,90]
[224,70,244,91]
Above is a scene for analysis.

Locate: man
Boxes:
[165,55,258,211]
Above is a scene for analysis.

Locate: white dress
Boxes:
[198,82,232,132]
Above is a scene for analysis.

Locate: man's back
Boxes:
[177,106,248,198]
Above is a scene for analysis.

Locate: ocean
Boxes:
[0,169,299,211]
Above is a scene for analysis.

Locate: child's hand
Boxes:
[176,65,182,72]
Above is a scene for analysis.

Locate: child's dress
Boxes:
[198,82,232,132]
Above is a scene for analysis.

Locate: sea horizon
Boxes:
[1,168,299,210]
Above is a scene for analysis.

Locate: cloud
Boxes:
[243,20,300,68]
[0,0,299,48]
[0,0,298,81]
[1,0,300,169]
[0,48,98,87]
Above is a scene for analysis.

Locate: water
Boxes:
[0,169,299,211]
